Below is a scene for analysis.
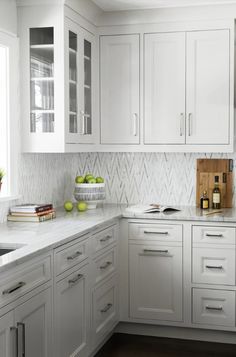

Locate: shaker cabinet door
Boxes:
[14,288,52,357]
[144,32,186,144]
[0,311,14,357]
[129,244,183,322]
[54,264,90,357]
[100,34,140,144]
[186,30,230,145]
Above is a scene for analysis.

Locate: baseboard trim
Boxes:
[115,322,236,345]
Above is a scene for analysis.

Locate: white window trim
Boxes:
[0,30,20,202]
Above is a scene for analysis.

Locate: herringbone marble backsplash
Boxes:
[0,152,235,223]
[19,152,235,206]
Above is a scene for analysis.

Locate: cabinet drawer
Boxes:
[0,256,51,308]
[92,275,118,344]
[92,225,117,255]
[193,226,235,245]
[192,288,235,327]
[55,237,89,276]
[192,247,235,285]
[129,223,182,242]
[93,247,117,286]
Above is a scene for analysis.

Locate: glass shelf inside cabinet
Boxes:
[30,27,54,133]
[69,31,78,134]
[84,39,92,135]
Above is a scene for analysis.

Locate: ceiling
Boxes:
[92,0,236,11]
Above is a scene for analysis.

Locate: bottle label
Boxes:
[213,193,220,204]
[202,200,209,209]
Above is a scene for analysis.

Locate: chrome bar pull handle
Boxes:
[206,233,223,238]
[100,235,112,242]
[67,251,83,260]
[180,113,184,136]
[100,303,112,313]
[188,113,192,136]
[206,305,223,311]
[68,274,83,286]
[143,249,169,254]
[205,265,223,270]
[133,113,138,136]
[144,231,169,235]
[2,282,26,295]
[80,110,85,135]
[10,326,18,357]
[17,323,25,357]
[100,261,112,270]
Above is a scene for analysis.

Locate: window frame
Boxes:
[0,30,19,201]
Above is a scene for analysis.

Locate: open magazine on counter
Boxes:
[125,204,180,214]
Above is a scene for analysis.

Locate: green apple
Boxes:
[64,201,73,212]
[75,175,85,184]
[96,177,104,183]
[77,201,88,212]
[87,178,96,184]
[85,173,93,181]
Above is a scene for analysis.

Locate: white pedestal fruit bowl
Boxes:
[74,183,106,209]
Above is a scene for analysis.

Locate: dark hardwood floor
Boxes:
[95,333,236,357]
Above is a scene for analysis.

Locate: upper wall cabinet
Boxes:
[18,5,97,152]
[144,32,186,144]
[186,30,230,145]
[144,29,232,149]
[100,35,140,145]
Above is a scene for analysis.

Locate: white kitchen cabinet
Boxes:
[54,264,90,357]
[14,288,52,357]
[192,247,235,286]
[186,30,230,145]
[18,4,97,152]
[100,34,140,144]
[144,29,232,149]
[129,243,183,322]
[92,275,119,346]
[192,288,235,327]
[144,32,186,144]
[0,312,14,357]
[65,18,96,145]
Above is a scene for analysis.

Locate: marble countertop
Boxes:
[123,206,236,223]
[1,203,236,273]
[0,204,124,273]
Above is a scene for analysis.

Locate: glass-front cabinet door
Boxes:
[30,27,55,133]
[65,19,95,144]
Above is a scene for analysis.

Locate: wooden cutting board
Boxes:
[196,159,233,208]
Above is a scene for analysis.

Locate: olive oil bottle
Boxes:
[212,176,221,209]
[200,190,209,209]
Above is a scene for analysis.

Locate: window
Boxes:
[0,31,18,198]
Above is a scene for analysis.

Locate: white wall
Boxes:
[97,3,236,26]
[0,0,17,34]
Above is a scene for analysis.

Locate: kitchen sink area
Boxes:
[0,244,26,257]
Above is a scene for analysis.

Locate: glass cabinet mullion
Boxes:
[84,38,92,135]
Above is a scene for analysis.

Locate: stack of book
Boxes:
[7,204,56,222]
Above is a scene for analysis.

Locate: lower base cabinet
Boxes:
[129,243,183,322]
[54,263,90,357]
[0,288,52,357]
[192,288,236,328]
[0,311,14,357]
[92,275,118,347]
